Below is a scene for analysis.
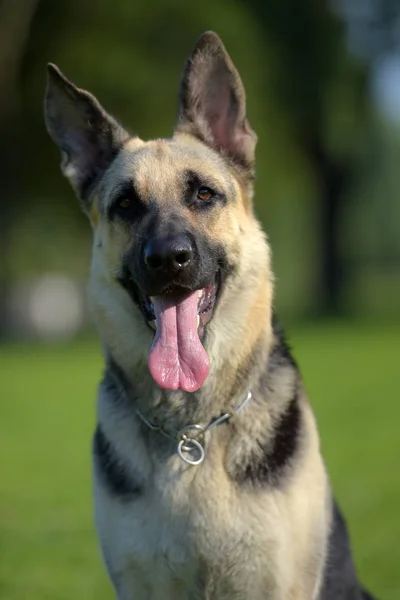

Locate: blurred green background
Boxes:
[0,1,399,598]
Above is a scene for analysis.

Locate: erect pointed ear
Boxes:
[175,32,257,173]
[44,64,130,205]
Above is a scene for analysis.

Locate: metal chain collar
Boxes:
[135,390,252,466]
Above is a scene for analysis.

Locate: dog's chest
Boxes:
[95,448,254,597]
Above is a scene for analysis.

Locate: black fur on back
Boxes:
[319,500,377,600]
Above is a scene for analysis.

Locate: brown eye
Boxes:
[197,187,213,201]
[118,198,132,209]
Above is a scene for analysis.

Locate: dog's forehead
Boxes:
[101,136,236,205]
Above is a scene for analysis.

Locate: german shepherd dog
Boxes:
[45,32,376,600]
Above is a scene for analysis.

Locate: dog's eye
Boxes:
[118,198,133,210]
[109,186,147,221]
[197,187,214,201]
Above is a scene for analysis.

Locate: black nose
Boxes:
[144,235,193,273]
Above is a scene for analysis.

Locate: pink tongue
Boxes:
[148,292,210,392]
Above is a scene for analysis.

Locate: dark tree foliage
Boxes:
[0,0,41,335]
[0,0,398,335]
[245,0,370,316]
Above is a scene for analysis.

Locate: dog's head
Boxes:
[45,32,272,393]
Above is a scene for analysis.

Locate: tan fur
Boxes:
[86,133,328,600]
[45,32,336,600]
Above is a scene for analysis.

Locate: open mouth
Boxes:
[122,272,221,393]
[143,279,218,340]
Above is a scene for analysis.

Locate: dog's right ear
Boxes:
[176,32,257,174]
[44,64,130,206]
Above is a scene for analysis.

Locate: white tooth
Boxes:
[196,315,200,329]
[149,320,157,330]
[149,296,155,303]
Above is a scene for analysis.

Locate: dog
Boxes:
[45,31,376,600]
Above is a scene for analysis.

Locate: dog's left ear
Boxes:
[176,31,257,172]
[44,64,130,206]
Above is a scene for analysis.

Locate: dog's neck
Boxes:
[104,319,274,432]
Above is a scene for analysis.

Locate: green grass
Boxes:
[1,323,399,599]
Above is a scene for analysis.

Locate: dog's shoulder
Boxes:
[231,314,304,486]
[93,366,148,501]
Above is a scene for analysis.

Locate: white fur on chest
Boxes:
[93,386,327,600]
[94,472,197,598]
[94,440,291,600]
